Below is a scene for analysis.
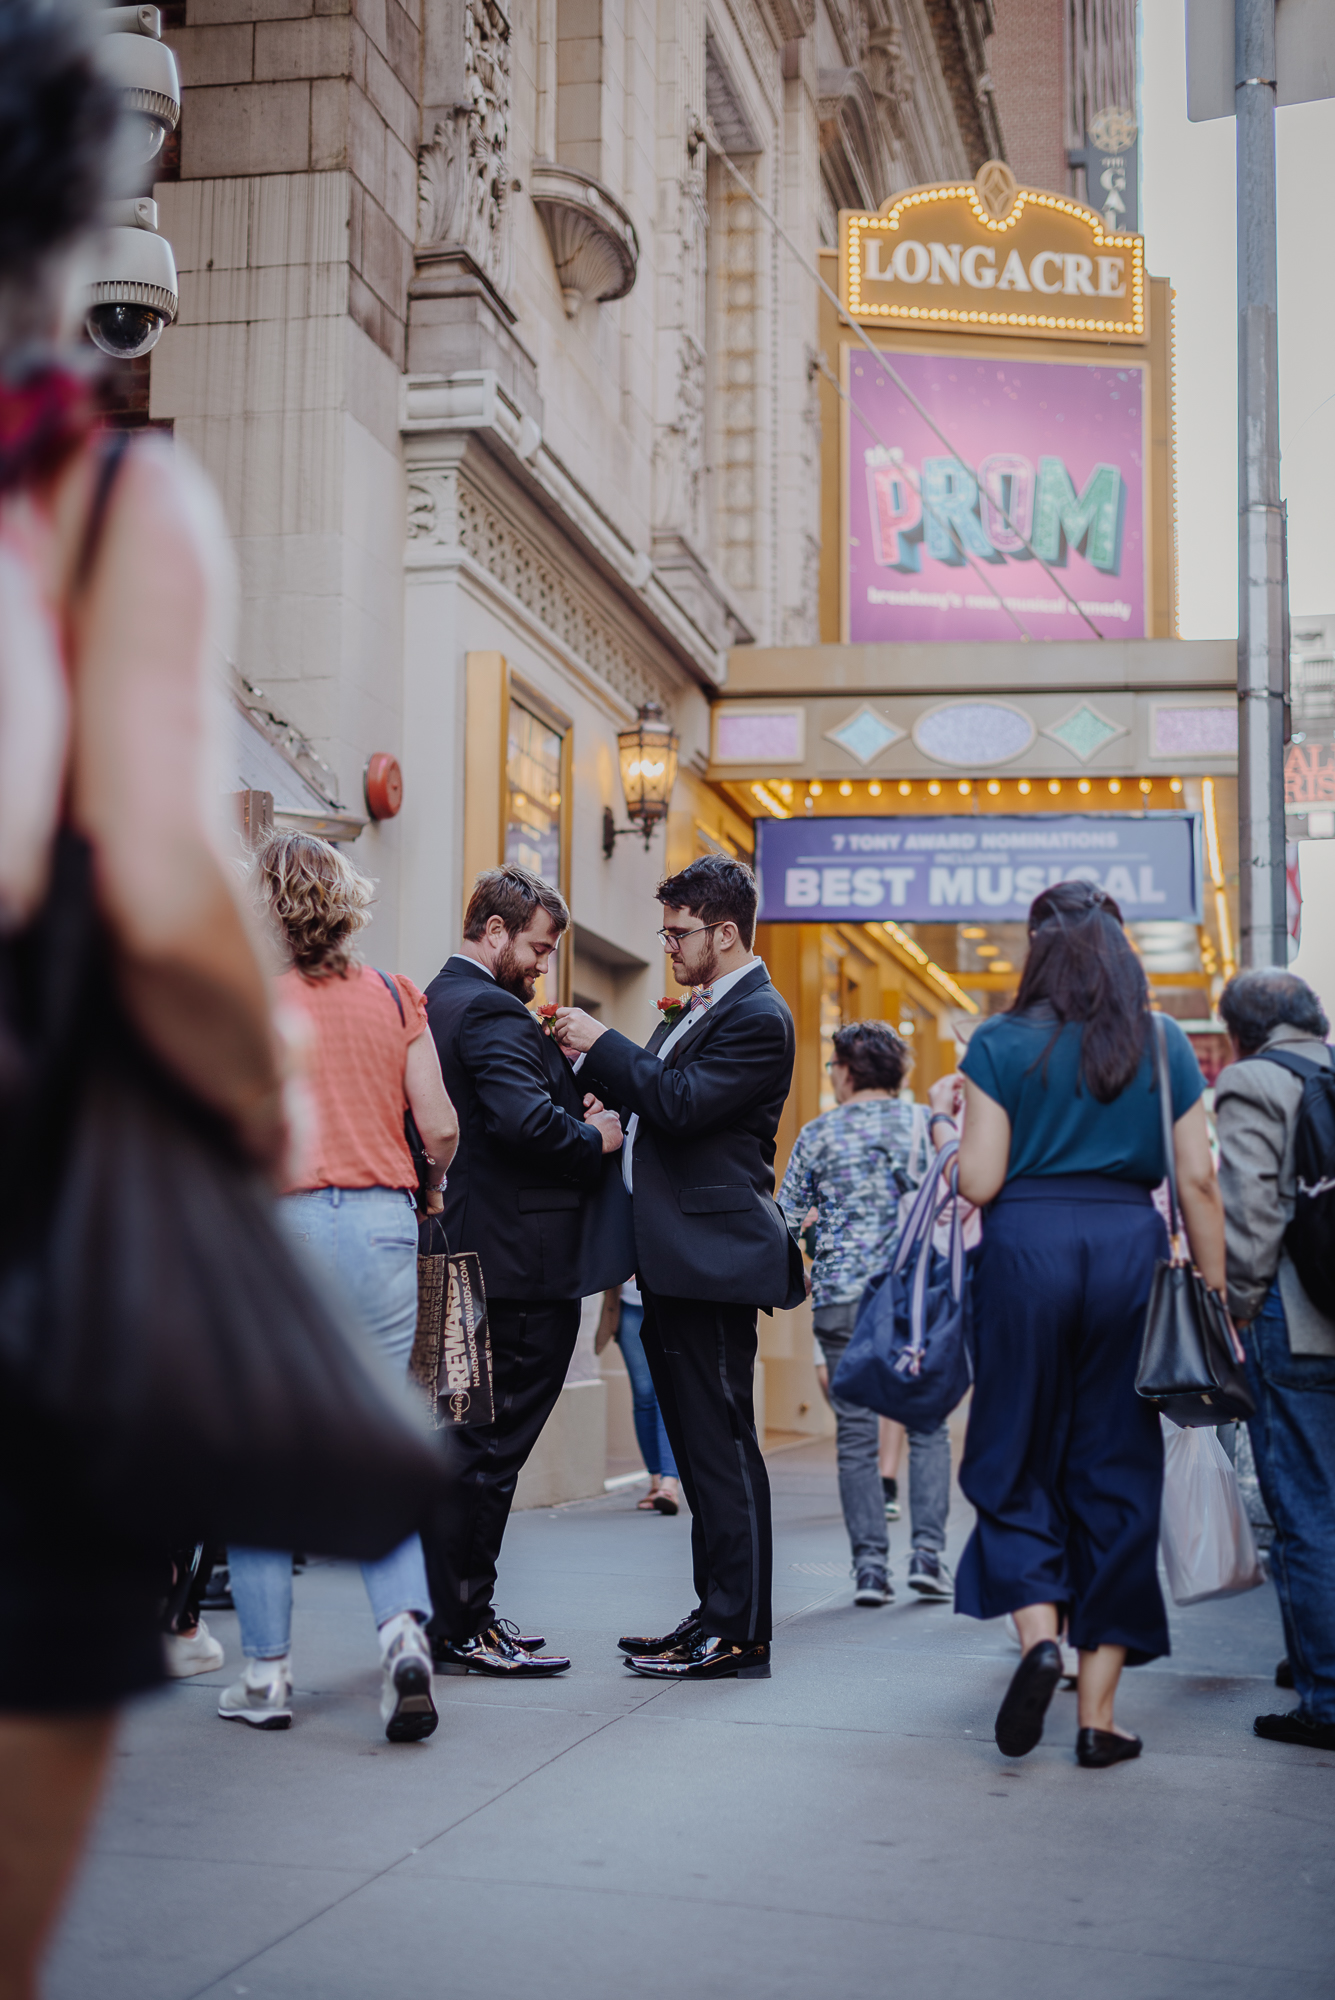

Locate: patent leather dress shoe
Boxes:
[1076,1728,1143,1768]
[617,1611,703,1658]
[435,1624,571,1677]
[495,1619,545,1653]
[994,1640,1063,1757]
[624,1631,770,1680]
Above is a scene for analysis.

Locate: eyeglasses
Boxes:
[657,921,723,953]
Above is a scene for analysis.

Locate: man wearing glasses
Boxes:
[554,855,805,1680]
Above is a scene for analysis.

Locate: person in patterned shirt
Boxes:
[778,1021,954,1609]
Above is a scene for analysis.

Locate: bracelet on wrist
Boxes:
[928,1112,957,1132]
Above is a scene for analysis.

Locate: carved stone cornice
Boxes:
[401,371,732,687]
[527,163,639,318]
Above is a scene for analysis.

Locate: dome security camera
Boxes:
[94,7,181,169]
[84,199,179,360]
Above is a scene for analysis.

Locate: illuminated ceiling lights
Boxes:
[879,920,978,1014]
[750,781,790,819]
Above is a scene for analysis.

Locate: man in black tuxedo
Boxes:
[422,865,630,1677]
[554,855,804,1681]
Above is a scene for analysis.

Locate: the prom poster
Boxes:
[842,348,1149,644]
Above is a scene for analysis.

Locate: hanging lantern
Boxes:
[604,701,679,855]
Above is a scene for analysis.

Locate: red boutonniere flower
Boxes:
[536,1003,561,1037]
[657,996,687,1030]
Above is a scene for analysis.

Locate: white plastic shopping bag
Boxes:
[1159,1417,1265,1606]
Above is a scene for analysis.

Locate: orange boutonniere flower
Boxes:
[536,1002,561,1037]
[657,996,687,1030]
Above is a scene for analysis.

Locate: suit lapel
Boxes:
[662,964,770,1068]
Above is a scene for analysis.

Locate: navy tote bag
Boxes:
[831,1138,973,1430]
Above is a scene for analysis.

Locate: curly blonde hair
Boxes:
[255,832,373,979]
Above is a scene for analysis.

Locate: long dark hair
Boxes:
[1010,880,1150,1102]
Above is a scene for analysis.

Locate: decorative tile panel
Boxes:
[823,705,904,765]
[1041,703,1128,763]
[912,700,1035,767]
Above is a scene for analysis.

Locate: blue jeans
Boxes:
[815,1316,950,1574]
[229,1186,431,1659]
[1244,1281,1335,1723]
[617,1303,677,1479]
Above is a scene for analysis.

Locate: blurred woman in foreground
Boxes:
[0,4,286,1989]
[933,882,1225,1767]
[222,833,458,1740]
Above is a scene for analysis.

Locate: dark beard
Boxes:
[493,942,539,1001]
[688,941,720,990]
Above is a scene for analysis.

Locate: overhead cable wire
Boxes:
[707,135,1107,641]
[812,351,1032,642]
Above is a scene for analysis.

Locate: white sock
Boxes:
[244,1653,290,1688]
[378,1611,426,1662]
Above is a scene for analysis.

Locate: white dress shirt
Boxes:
[621,958,762,1194]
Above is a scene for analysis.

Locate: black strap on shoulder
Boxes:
[374,968,406,1024]
[1249,1047,1331,1082]
[73,429,134,597]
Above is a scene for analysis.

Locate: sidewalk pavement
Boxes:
[48,1436,1332,2000]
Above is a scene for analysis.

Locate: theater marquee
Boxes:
[840,165,1145,345]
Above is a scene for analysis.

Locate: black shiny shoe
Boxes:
[624,1631,770,1680]
[434,1624,571,1677]
[496,1619,545,1653]
[1254,1708,1335,1750]
[994,1640,1063,1758]
[617,1611,703,1657]
[1076,1727,1142,1768]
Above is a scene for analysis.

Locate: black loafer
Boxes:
[624,1631,770,1680]
[994,1640,1063,1757]
[618,1611,703,1657]
[1076,1727,1142,1768]
[1254,1708,1335,1750]
[435,1624,571,1677]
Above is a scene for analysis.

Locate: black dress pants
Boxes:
[639,1286,772,1645]
[423,1295,580,1642]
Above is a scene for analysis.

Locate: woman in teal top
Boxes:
[932,880,1228,1769]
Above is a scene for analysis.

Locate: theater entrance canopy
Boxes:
[697,169,1236,1126]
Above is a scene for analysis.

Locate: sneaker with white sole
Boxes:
[166,1618,225,1678]
[907,1550,954,1601]
[379,1613,438,1743]
[218,1658,293,1730]
[853,1569,894,1607]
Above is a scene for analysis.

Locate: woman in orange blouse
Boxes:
[219,834,458,1743]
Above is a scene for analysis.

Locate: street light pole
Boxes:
[1235,0,1289,967]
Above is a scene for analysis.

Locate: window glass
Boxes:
[505,704,563,887]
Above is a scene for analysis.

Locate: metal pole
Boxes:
[1235,0,1289,967]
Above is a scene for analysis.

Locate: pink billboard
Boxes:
[843,348,1148,644]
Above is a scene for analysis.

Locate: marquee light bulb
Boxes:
[839,780,853,796]
[1018,779,1032,794]
[987,779,1000,794]
[927,780,941,796]
[898,781,912,795]
[1048,779,1062,794]
[869,781,882,796]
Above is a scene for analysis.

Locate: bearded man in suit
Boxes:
[554,855,804,1680]
[422,865,630,1677]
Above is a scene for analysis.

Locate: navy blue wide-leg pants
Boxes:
[957,1176,1170,1664]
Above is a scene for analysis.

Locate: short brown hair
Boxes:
[463,864,570,942]
[656,854,758,948]
[832,1020,909,1093]
[256,832,373,979]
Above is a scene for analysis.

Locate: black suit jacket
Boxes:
[581,962,806,1310]
[424,957,634,1301]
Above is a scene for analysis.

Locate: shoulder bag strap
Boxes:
[72,429,133,598]
[1154,1014,1185,1259]
[374,967,406,1025]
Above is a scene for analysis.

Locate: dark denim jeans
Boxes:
[815,1315,950,1577]
[1244,1281,1335,1724]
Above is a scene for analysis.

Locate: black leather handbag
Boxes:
[1134,1016,1256,1427]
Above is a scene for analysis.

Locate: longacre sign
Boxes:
[840,163,1146,345]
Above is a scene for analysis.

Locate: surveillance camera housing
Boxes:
[84,205,179,360]
[96,29,181,162]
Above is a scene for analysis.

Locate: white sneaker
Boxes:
[218,1657,293,1730]
[165,1618,225,1678]
[379,1613,438,1743]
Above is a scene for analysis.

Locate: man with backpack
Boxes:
[1216,968,1335,1752]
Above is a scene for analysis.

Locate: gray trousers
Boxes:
[814,1306,951,1576]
